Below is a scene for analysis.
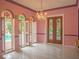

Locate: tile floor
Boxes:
[3,43,79,59]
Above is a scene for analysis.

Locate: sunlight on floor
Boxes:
[3,43,79,59]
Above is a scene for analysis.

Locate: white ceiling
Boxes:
[12,0,76,11]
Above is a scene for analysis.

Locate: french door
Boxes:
[47,16,62,44]
[19,20,28,47]
[19,21,37,47]
[2,17,14,53]
[30,22,37,44]
[26,21,30,45]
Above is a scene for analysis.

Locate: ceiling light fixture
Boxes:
[36,0,47,20]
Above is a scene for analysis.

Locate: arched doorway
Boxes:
[1,9,14,53]
[18,15,37,47]
[29,17,37,45]
[18,14,27,47]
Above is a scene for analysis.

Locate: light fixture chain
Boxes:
[41,0,43,11]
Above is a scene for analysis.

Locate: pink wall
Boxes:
[0,0,35,17]
[37,6,78,46]
[0,0,78,46]
[0,0,35,52]
[37,21,46,43]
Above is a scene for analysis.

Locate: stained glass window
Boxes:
[49,18,53,39]
[56,18,61,40]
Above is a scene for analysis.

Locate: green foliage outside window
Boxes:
[18,15,25,33]
[5,18,12,33]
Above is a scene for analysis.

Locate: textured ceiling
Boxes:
[12,0,76,11]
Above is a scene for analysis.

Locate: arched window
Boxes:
[18,14,26,21]
[0,9,14,53]
[1,10,14,33]
[1,9,14,19]
[18,14,26,32]
[18,14,26,47]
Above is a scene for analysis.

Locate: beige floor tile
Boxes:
[3,43,79,59]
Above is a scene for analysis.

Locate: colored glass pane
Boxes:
[56,18,61,40]
[18,15,25,21]
[49,18,53,39]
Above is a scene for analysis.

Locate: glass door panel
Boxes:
[26,21,30,45]
[2,18,13,53]
[56,18,61,40]
[48,17,54,43]
[56,17,62,44]
[31,22,37,43]
[22,21,26,47]
[18,14,26,47]
[19,21,26,47]
[19,21,22,47]
[49,18,53,40]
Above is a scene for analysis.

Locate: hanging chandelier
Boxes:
[36,0,47,20]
